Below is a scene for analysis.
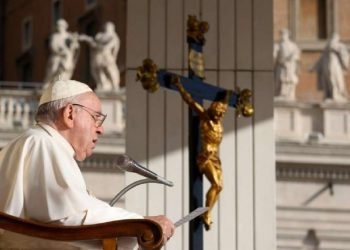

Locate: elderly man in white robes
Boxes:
[0,80,174,249]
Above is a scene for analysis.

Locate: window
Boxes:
[22,17,32,51]
[296,0,330,41]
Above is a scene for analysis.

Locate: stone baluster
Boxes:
[8,98,15,127]
[22,102,32,128]
[3,98,14,129]
[0,97,6,127]
[13,100,23,129]
[115,99,125,132]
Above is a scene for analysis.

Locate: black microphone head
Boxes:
[116,154,174,186]
[116,154,134,171]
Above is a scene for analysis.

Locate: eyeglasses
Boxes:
[72,103,107,128]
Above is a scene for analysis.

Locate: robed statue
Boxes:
[312,33,350,102]
[80,22,121,91]
[44,19,80,85]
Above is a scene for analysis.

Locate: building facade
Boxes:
[274,0,350,102]
[0,0,126,88]
[274,1,350,249]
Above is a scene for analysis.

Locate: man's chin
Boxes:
[74,153,87,162]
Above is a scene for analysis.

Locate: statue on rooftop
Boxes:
[80,22,120,92]
[273,29,301,101]
[44,19,80,86]
[311,32,349,102]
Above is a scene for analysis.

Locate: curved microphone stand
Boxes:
[109,178,173,206]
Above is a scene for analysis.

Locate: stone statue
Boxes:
[80,22,120,91]
[273,29,300,100]
[312,32,350,102]
[44,19,80,85]
[171,76,231,231]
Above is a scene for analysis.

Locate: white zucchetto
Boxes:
[39,80,93,106]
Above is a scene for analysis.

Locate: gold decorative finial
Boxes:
[187,15,209,79]
[187,15,209,44]
[235,88,254,117]
[136,58,160,93]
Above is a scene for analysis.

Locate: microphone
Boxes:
[116,154,174,187]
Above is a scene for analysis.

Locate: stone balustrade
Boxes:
[274,99,350,144]
[3,89,350,145]
[0,84,126,140]
[275,98,350,183]
[0,89,39,131]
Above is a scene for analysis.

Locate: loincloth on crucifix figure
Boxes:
[171,76,231,230]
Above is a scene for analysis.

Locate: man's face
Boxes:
[70,92,105,161]
[209,108,225,122]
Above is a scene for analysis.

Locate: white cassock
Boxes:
[0,123,142,249]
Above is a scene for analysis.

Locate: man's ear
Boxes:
[61,104,75,128]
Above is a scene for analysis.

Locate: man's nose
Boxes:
[97,125,104,135]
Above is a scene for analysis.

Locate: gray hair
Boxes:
[35,96,80,123]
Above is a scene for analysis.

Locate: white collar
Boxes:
[36,122,75,158]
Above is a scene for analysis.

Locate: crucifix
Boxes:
[136,15,253,250]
